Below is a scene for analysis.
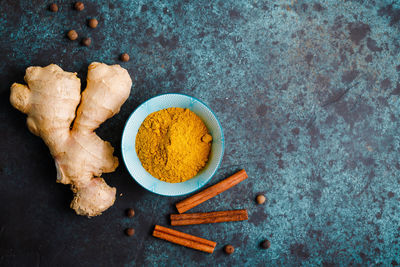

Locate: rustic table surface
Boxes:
[1,0,399,266]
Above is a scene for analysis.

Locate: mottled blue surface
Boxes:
[0,0,399,266]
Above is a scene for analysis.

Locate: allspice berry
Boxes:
[256,194,266,204]
[74,1,84,11]
[224,245,234,254]
[88,18,98,28]
[126,208,135,218]
[82,37,91,47]
[67,30,78,40]
[120,53,130,62]
[49,3,58,12]
[261,239,271,249]
[125,228,135,236]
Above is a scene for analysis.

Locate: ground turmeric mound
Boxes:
[135,107,213,183]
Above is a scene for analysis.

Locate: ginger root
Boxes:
[10,62,132,217]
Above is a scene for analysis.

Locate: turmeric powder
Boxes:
[135,107,213,183]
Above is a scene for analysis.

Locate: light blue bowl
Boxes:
[121,93,224,196]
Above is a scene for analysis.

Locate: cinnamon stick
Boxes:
[171,209,248,226]
[176,169,248,213]
[152,225,216,253]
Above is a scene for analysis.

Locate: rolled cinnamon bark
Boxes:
[171,209,248,226]
[175,169,248,213]
[152,225,216,253]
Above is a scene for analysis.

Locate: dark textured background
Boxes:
[1,0,400,266]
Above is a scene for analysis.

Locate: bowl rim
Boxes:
[120,92,225,196]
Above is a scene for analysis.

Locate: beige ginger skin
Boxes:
[10,62,132,217]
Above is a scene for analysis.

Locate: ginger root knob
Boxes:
[10,63,132,217]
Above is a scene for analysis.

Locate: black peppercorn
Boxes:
[261,239,271,249]
[74,2,84,11]
[82,37,91,47]
[67,30,78,40]
[224,245,234,254]
[120,53,130,62]
[126,208,135,218]
[125,228,135,236]
[49,3,58,12]
[88,18,98,28]
[256,194,266,204]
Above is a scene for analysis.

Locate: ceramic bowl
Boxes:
[121,93,224,196]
